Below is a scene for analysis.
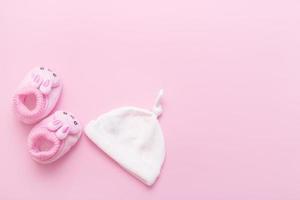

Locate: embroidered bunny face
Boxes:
[47,111,81,140]
[30,67,60,95]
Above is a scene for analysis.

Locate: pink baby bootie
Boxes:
[13,67,63,124]
[27,111,82,164]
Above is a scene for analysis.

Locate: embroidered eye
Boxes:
[63,112,67,115]
[53,73,57,77]
[40,67,44,70]
[74,121,78,125]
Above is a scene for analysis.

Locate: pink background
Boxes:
[1,0,300,199]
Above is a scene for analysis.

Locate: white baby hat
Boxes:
[85,90,165,186]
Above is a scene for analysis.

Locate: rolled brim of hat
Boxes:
[85,106,166,186]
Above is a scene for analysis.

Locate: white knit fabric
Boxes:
[85,90,165,186]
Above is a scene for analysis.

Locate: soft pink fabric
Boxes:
[28,130,61,161]
[13,67,62,124]
[28,111,82,164]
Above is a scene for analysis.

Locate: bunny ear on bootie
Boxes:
[85,90,166,186]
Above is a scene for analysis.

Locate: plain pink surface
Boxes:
[1,0,300,199]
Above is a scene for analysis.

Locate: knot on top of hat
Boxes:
[152,89,164,117]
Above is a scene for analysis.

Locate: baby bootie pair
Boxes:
[13,67,82,164]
